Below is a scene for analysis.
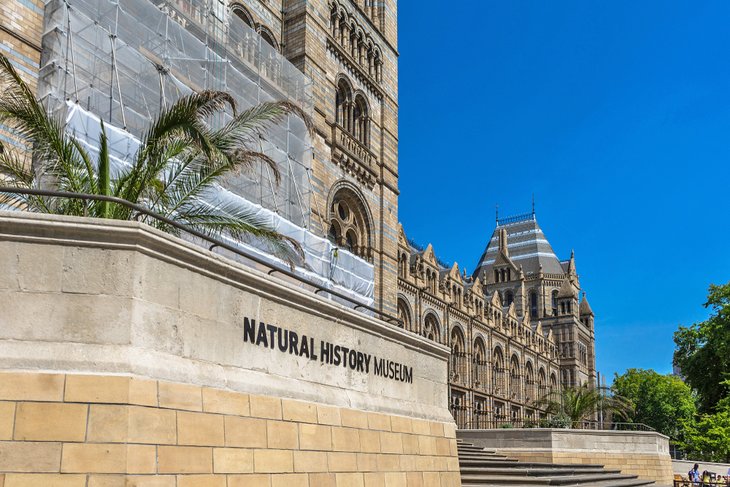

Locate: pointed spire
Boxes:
[557,278,577,298]
[532,193,535,216]
[580,292,594,316]
[568,250,576,277]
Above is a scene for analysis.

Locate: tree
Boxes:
[612,368,696,439]
[679,404,730,463]
[674,282,730,413]
[0,53,310,261]
[535,384,633,426]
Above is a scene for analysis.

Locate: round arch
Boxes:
[230,3,255,28]
[422,311,441,343]
[327,181,373,261]
[396,295,412,330]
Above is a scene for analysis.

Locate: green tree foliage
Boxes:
[535,384,633,425]
[679,400,730,464]
[612,368,696,439]
[674,282,730,413]
[0,53,311,261]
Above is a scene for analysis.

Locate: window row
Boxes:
[335,77,371,147]
[330,2,384,82]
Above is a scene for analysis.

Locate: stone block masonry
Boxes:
[0,372,461,486]
[458,428,673,486]
[0,211,461,486]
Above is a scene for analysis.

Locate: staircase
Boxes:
[457,440,655,487]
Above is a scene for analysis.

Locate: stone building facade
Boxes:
[3,0,600,434]
[397,211,597,429]
[1,0,400,316]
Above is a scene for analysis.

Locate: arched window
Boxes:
[538,368,547,397]
[505,291,514,307]
[335,78,353,131]
[353,94,369,146]
[552,290,559,316]
[473,337,487,388]
[550,372,557,392]
[494,269,499,283]
[423,313,440,342]
[329,185,372,261]
[510,355,521,401]
[398,253,408,278]
[492,347,505,395]
[529,291,538,319]
[450,327,466,385]
[257,26,279,50]
[524,362,535,403]
[397,298,411,330]
[231,3,255,29]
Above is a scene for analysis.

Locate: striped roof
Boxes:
[473,213,565,277]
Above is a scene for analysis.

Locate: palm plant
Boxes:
[535,383,634,426]
[0,53,310,261]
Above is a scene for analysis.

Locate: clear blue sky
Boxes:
[397,1,730,383]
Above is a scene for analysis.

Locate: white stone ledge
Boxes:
[0,211,452,422]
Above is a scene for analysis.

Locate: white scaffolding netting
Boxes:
[37,0,375,305]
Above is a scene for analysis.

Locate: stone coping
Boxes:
[0,211,453,421]
[0,211,447,361]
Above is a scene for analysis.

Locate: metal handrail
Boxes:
[0,187,403,326]
[456,417,656,432]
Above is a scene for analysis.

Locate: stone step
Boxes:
[461,480,654,487]
[460,466,622,476]
[460,473,642,485]
[459,459,609,469]
[457,438,656,487]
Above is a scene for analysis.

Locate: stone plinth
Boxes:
[0,212,460,487]
[458,428,672,486]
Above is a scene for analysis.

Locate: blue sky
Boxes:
[397,1,730,383]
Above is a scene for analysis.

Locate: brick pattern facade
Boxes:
[0,372,460,487]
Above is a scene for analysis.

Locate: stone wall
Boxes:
[0,371,460,487]
[0,212,461,486]
[458,428,673,486]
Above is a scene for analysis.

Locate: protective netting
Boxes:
[39,0,311,227]
[35,0,375,304]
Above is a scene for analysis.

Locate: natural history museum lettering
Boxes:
[243,318,414,384]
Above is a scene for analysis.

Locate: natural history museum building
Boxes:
[0,0,597,485]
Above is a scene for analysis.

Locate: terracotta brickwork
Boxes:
[0,372,460,487]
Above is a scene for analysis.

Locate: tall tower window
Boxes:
[529,291,538,318]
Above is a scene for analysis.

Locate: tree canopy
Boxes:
[612,368,696,439]
[674,282,730,413]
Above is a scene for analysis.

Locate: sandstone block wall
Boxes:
[0,212,461,486]
[458,428,673,486]
[0,372,461,487]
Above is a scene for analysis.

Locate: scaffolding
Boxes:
[35,0,375,305]
[39,0,312,228]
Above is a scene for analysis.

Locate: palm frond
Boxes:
[173,199,304,265]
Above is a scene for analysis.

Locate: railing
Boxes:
[459,418,656,431]
[0,188,402,327]
[674,476,730,487]
[497,212,535,226]
[332,124,378,168]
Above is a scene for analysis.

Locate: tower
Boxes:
[282,0,400,314]
[474,211,597,390]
